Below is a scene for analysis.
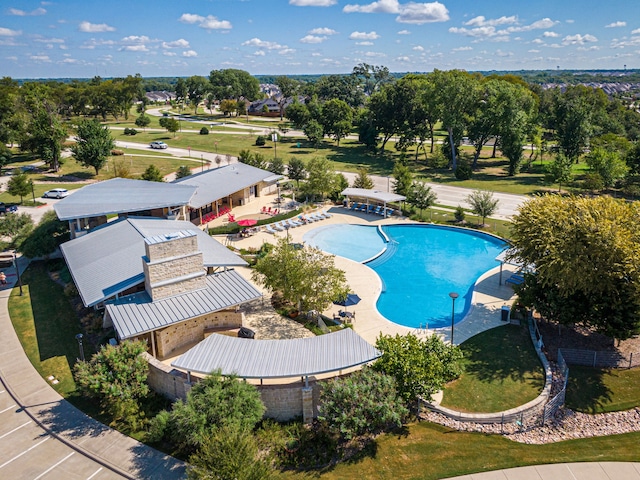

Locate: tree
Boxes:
[352,167,374,189]
[466,190,499,226]
[17,210,69,258]
[73,340,149,426]
[373,333,463,403]
[186,75,209,114]
[151,371,265,454]
[219,99,237,116]
[141,164,164,182]
[508,195,640,341]
[7,170,32,204]
[208,69,260,102]
[134,114,150,131]
[0,144,12,174]
[554,86,600,163]
[252,237,349,313]
[20,104,67,172]
[408,181,437,216]
[303,156,334,200]
[187,427,273,480]
[585,147,628,189]
[318,368,407,442]
[284,101,310,129]
[71,119,115,175]
[268,157,285,175]
[175,165,192,179]
[287,157,306,187]
[545,153,573,192]
[321,99,353,145]
[303,119,323,148]
[159,116,179,136]
[0,212,33,247]
[392,161,413,196]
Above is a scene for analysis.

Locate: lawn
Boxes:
[295,422,640,480]
[566,365,640,414]
[440,324,545,412]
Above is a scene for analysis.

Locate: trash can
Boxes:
[501,305,510,322]
[238,327,255,339]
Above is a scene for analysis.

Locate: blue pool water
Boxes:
[304,224,506,329]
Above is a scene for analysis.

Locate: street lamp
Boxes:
[449,292,459,345]
[75,333,85,362]
[276,182,281,209]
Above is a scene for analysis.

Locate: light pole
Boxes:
[75,333,85,362]
[276,182,281,210]
[449,292,459,345]
[13,251,22,296]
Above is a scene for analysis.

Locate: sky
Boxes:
[1,0,639,79]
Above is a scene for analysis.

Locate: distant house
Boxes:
[248,98,280,115]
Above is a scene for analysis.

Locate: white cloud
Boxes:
[356,41,374,45]
[413,45,424,51]
[62,58,79,64]
[343,0,449,24]
[395,55,410,62]
[30,55,51,62]
[279,48,296,55]
[300,35,327,43]
[349,31,380,40]
[179,13,232,30]
[531,38,544,44]
[605,21,626,28]
[163,51,177,57]
[308,27,337,35]
[79,21,115,33]
[163,38,190,49]
[6,56,18,61]
[182,50,197,57]
[452,46,472,51]
[242,38,285,49]
[0,27,22,36]
[577,45,600,51]
[562,33,598,45]
[397,29,411,35]
[464,15,517,27]
[632,28,640,34]
[363,51,386,57]
[543,31,559,37]
[121,44,148,52]
[253,50,266,56]
[121,35,150,43]
[528,49,540,53]
[8,7,46,16]
[289,0,336,5]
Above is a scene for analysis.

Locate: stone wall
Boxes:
[257,380,320,423]
[155,310,244,358]
[144,352,191,401]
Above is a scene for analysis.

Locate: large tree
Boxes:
[20,102,67,172]
[71,119,115,175]
[208,69,260,102]
[508,195,640,341]
[186,75,209,114]
[252,236,349,313]
[17,210,69,259]
[352,167,374,189]
[320,99,353,145]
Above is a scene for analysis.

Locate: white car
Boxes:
[149,141,168,149]
[43,188,69,199]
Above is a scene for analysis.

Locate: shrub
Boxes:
[255,135,266,146]
[582,172,604,192]
[318,368,408,441]
[111,149,124,156]
[454,160,472,180]
[454,205,466,222]
[199,126,209,135]
[123,128,138,136]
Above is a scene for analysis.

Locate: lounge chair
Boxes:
[309,213,323,221]
[261,206,268,214]
[358,204,368,212]
[322,210,333,218]
[505,274,525,286]
[264,225,278,234]
[350,202,360,211]
[373,206,383,215]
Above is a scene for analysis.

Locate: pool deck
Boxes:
[214,204,520,346]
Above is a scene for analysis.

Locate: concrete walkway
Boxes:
[0,256,186,479]
[443,462,640,479]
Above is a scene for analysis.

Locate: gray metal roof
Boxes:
[171,328,381,378]
[60,217,248,307]
[106,269,263,339]
[341,187,406,203]
[174,163,283,209]
[54,178,197,221]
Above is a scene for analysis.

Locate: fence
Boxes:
[558,348,640,369]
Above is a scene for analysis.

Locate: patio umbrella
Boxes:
[237,218,258,227]
[333,293,361,309]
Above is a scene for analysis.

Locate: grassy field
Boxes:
[566,366,640,414]
[440,324,545,412]
[293,422,640,480]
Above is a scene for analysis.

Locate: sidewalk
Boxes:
[0,255,186,479]
[443,462,640,479]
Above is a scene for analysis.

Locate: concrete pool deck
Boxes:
[216,204,520,346]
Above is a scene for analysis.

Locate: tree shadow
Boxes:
[564,367,611,413]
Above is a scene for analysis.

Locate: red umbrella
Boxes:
[237,218,258,227]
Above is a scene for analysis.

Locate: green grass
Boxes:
[0,182,84,205]
[440,324,545,412]
[292,422,640,480]
[566,366,640,413]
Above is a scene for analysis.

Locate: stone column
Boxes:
[302,387,314,424]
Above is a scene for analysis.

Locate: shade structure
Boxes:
[334,293,361,308]
[237,218,258,226]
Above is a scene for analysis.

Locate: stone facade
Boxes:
[155,310,244,358]
[144,352,191,401]
[258,380,320,422]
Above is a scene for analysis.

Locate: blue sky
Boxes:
[1,0,638,79]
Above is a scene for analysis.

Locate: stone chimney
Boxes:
[143,230,206,301]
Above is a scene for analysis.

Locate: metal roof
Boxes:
[60,217,248,307]
[174,163,283,209]
[54,178,197,221]
[341,187,406,203]
[171,328,381,379]
[106,269,263,339]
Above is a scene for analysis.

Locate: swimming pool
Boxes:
[304,224,506,329]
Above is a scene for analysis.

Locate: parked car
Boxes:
[0,202,17,214]
[149,141,168,149]
[43,188,69,199]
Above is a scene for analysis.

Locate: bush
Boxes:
[123,128,138,136]
[582,172,604,192]
[454,205,466,222]
[454,160,472,180]
[111,149,124,156]
[199,126,209,135]
[255,135,266,146]
[318,368,407,441]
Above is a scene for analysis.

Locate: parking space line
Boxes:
[0,420,31,439]
[86,467,103,479]
[0,436,50,469]
[0,403,17,414]
[32,452,75,480]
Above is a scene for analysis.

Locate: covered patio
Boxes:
[341,187,406,218]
